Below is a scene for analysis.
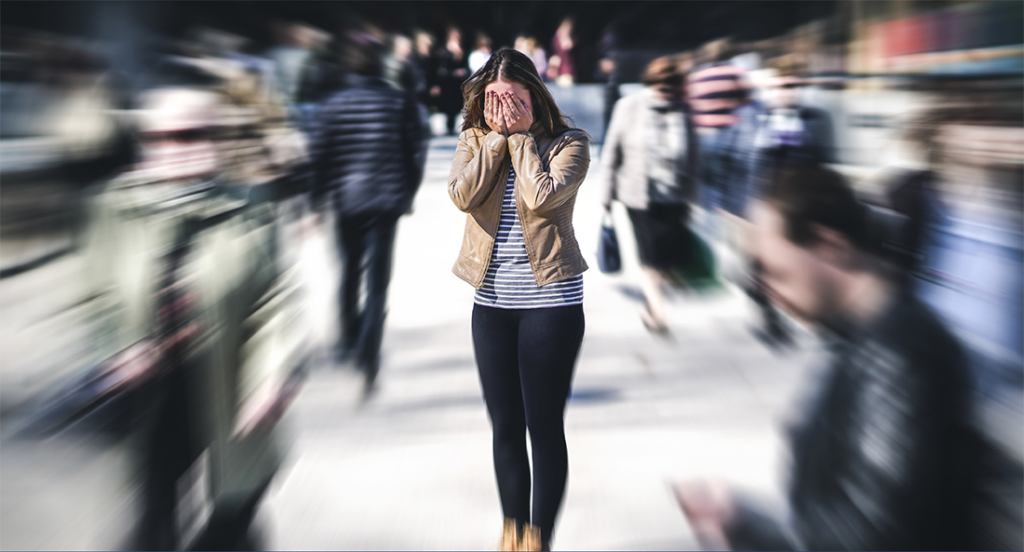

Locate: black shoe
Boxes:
[360,359,380,397]
[334,343,357,367]
[751,323,793,353]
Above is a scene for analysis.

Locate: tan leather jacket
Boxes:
[449,127,591,288]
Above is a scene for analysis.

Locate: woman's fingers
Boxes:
[503,93,521,118]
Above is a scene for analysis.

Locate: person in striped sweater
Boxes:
[448,48,591,551]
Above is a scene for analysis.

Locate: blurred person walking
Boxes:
[267,20,316,108]
[384,33,432,152]
[413,30,441,117]
[599,56,698,335]
[687,39,759,221]
[751,57,835,180]
[688,46,797,350]
[514,36,547,81]
[675,165,980,551]
[547,17,576,86]
[469,33,493,74]
[740,58,836,346]
[883,108,1023,549]
[438,26,470,136]
[310,31,426,393]
[448,49,590,550]
[80,70,305,550]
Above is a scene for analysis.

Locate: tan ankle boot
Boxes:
[498,518,519,551]
[520,524,543,551]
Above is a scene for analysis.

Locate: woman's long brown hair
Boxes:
[460,48,578,136]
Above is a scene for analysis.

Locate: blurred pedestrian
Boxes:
[438,26,470,135]
[469,33,493,74]
[675,165,980,551]
[448,48,590,551]
[384,33,431,154]
[310,31,426,393]
[599,56,698,335]
[413,30,441,115]
[514,35,547,81]
[267,20,315,107]
[547,17,575,86]
[884,108,1023,549]
[688,43,791,349]
[751,56,835,179]
[81,71,304,550]
[737,57,836,348]
[384,34,422,97]
[688,39,758,217]
[595,24,619,136]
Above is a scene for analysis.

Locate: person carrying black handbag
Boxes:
[599,55,698,335]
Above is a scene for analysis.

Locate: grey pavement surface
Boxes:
[0,134,821,551]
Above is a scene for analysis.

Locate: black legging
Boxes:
[472,303,585,545]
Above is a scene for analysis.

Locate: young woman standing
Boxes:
[448,49,590,551]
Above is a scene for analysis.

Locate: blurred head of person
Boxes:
[643,55,685,103]
[764,55,808,109]
[446,26,463,54]
[557,17,574,38]
[341,30,386,77]
[392,34,413,61]
[937,111,1024,168]
[475,33,492,54]
[461,48,573,136]
[699,37,734,66]
[136,86,222,183]
[751,165,878,326]
[514,35,529,53]
[673,52,695,77]
[414,30,434,57]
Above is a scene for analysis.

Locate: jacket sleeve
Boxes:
[402,93,427,207]
[80,193,134,362]
[448,130,508,213]
[798,351,953,550]
[508,131,591,215]
[599,101,627,207]
[236,207,306,410]
[685,108,700,204]
[308,99,334,211]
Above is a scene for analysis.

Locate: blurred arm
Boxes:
[599,99,627,208]
[234,213,306,437]
[448,131,508,213]
[798,353,939,550]
[508,132,590,215]
[80,191,137,361]
[308,97,335,213]
[403,93,427,207]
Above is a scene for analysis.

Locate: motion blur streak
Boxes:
[1,2,1020,550]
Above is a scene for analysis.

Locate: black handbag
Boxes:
[597,211,622,274]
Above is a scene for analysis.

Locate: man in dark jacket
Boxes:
[676,165,980,550]
[311,31,426,392]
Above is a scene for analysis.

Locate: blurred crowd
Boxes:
[1,3,1022,551]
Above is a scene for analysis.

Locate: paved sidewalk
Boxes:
[259,136,820,550]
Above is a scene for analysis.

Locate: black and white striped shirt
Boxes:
[474,167,584,309]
